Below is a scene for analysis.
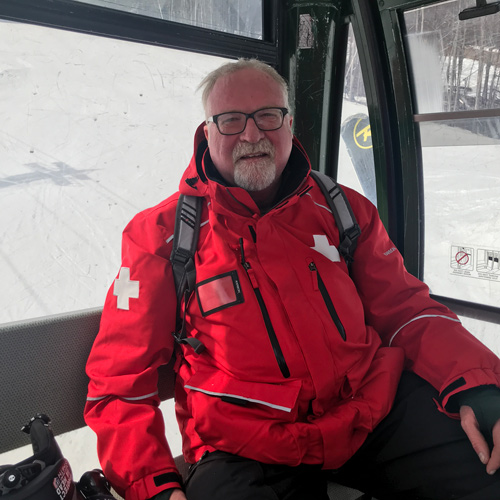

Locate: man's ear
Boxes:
[204,124,209,140]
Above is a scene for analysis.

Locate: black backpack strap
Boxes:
[309,170,361,267]
[170,194,205,354]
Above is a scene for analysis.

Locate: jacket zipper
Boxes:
[240,238,290,378]
[309,262,346,341]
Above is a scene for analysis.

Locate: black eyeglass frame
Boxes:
[206,107,289,135]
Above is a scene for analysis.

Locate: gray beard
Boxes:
[233,140,276,192]
[234,158,276,192]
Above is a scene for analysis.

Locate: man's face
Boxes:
[204,68,293,193]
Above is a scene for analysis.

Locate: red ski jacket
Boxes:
[85,125,500,500]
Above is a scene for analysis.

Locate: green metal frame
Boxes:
[378,4,424,278]
[350,0,403,255]
[280,1,343,175]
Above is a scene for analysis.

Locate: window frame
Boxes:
[0,0,282,67]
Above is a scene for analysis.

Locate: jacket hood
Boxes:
[179,122,312,202]
[178,122,210,197]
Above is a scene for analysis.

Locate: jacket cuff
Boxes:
[436,368,500,415]
[125,470,182,500]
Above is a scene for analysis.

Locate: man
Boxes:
[85,59,500,500]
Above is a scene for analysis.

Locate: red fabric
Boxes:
[85,124,500,499]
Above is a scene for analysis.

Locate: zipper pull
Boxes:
[309,262,319,291]
[246,266,259,289]
[240,238,259,288]
[239,237,249,269]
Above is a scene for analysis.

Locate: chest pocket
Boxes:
[195,270,244,317]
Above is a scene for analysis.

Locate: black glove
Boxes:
[455,385,500,448]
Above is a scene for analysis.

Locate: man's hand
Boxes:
[170,489,187,500]
[152,489,187,500]
[460,405,500,475]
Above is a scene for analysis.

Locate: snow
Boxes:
[1,16,500,487]
[0,19,228,325]
[0,18,223,480]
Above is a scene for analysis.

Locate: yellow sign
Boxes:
[353,117,372,150]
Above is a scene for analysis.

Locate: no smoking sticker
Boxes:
[451,246,473,271]
[450,245,500,281]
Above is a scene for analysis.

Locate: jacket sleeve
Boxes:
[347,189,500,413]
[84,205,181,500]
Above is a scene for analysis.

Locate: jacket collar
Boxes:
[179,122,312,216]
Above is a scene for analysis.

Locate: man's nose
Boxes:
[239,117,265,142]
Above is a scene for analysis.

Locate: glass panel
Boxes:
[420,116,500,146]
[419,117,500,308]
[73,0,263,39]
[0,19,230,324]
[404,0,500,113]
[460,315,500,357]
[338,25,377,206]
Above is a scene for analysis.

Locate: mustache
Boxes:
[233,139,275,163]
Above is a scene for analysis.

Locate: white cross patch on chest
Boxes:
[113,267,139,310]
[310,234,341,262]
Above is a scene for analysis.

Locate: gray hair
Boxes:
[198,58,290,115]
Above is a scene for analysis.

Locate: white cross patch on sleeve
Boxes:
[113,267,139,310]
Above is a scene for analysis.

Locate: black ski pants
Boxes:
[184,372,500,500]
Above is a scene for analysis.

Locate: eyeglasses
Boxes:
[206,107,289,136]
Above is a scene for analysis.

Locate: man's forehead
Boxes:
[218,67,268,83]
[207,69,286,114]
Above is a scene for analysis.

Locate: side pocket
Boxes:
[184,367,304,465]
[185,368,301,418]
